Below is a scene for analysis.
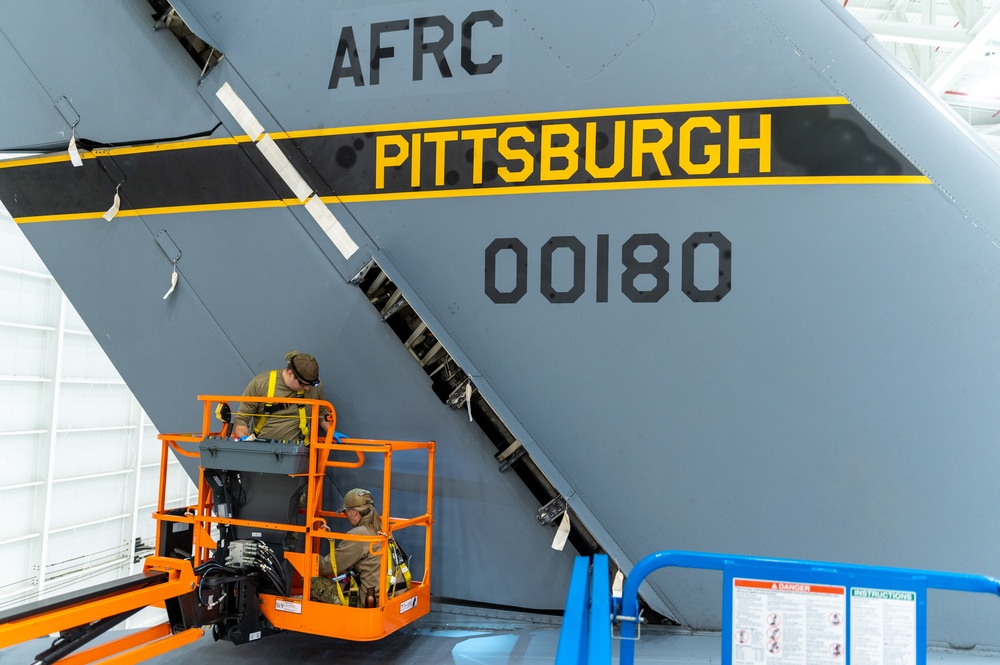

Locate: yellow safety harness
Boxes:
[327,546,351,607]
[325,536,411,607]
[251,370,308,440]
[386,538,412,599]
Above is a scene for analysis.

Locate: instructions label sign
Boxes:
[850,588,917,665]
[732,578,846,664]
[275,598,302,614]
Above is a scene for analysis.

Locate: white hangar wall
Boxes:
[0,205,193,625]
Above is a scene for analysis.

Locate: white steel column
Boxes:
[35,293,67,596]
[129,404,145,572]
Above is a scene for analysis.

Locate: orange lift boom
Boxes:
[0,395,435,663]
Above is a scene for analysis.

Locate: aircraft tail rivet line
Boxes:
[304,196,359,259]
[214,82,359,259]
[257,134,313,202]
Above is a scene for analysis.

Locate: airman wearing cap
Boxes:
[232,350,329,442]
[313,488,384,605]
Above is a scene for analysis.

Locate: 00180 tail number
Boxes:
[484,232,731,304]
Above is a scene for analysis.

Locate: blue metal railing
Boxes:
[556,550,1000,665]
[555,557,592,664]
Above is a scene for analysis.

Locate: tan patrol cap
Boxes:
[285,350,319,384]
[341,488,374,512]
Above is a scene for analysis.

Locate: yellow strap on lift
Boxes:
[252,370,307,439]
[386,539,411,599]
[297,390,307,439]
[328,547,349,607]
[327,538,401,606]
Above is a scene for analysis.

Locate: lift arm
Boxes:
[0,556,203,664]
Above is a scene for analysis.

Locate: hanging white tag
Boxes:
[551,510,570,551]
[612,568,624,598]
[68,129,83,167]
[465,382,473,422]
[103,185,121,221]
[163,262,178,300]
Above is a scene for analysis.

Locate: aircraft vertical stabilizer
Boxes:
[3,0,1000,648]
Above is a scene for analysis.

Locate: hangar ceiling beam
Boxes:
[926,2,1000,93]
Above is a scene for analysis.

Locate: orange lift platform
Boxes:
[0,394,435,664]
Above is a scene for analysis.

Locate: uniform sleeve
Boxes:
[233,374,264,428]
[333,538,365,574]
[307,383,331,429]
[317,538,365,577]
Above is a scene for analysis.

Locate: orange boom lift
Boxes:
[0,395,435,663]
